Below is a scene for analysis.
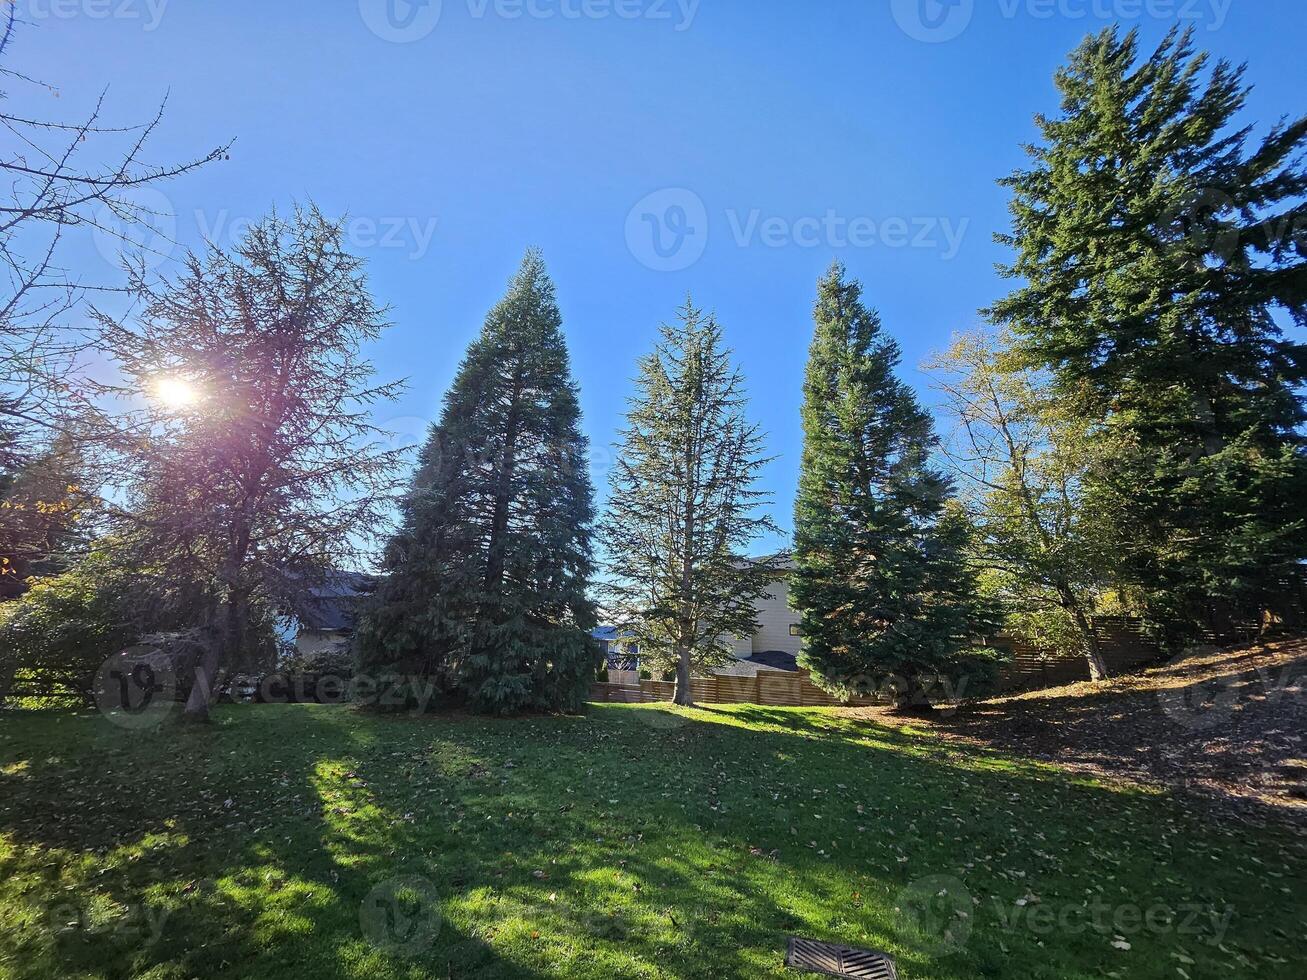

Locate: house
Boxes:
[715,558,803,672]
[290,570,376,665]
[595,557,805,680]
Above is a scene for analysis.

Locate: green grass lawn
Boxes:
[0,703,1303,979]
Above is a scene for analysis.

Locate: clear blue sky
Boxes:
[19,0,1307,554]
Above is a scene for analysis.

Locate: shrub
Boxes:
[0,551,143,705]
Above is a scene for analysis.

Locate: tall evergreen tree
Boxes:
[601,300,781,706]
[793,264,996,710]
[988,27,1307,642]
[356,252,597,714]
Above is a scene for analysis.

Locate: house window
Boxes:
[789,624,802,637]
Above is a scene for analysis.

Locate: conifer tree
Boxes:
[793,264,995,710]
[601,300,781,706]
[988,28,1307,641]
[356,252,598,714]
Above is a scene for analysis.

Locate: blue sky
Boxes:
[17,0,1306,555]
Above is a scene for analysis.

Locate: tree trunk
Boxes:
[672,644,694,706]
[484,368,525,597]
[890,674,935,716]
[184,586,243,722]
[182,638,222,722]
[1068,601,1109,682]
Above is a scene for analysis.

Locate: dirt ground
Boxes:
[849,638,1307,827]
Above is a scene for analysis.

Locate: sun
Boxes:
[152,377,200,411]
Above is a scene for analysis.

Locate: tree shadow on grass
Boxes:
[0,701,1304,978]
[840,640,1307,825]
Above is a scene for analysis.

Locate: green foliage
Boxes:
[793,265,998,703]
[0,549,145,704]
[988,27,1307,643]
[928,330,1118,676]
[0,434,88,600]
[356,252,598,714]
[600,299,782,687]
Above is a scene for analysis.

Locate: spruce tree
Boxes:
[356,251,598,714]
[600,300,781,706]
[988,27,1307,642]
[793,264,995,710]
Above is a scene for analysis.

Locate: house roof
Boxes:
[297,570,376,632]
[744,650,799,672]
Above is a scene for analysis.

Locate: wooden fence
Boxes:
[590,616,1172,708]
[988,616,1162,692]
[590,669,877,708]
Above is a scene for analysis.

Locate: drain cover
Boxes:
[786,937,898,979]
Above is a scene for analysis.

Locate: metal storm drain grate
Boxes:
[786,937,898,979]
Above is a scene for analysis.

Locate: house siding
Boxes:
[752,577,802,656]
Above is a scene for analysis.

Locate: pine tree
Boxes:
[600,300,781,707]
[988,27,1307,642]
[793,264,996,710]
[356,251,598,714]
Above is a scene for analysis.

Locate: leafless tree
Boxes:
[0,6,230,471]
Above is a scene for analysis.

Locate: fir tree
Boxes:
[793,264,996,710]
[988,27,1307,642]
[600,300,781,706]
[357,251,598,714]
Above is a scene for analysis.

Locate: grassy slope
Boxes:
[0,703,1302,979]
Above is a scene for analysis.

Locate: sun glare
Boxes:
[153,377,200,411]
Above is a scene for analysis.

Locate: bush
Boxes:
[0,552,143,705]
